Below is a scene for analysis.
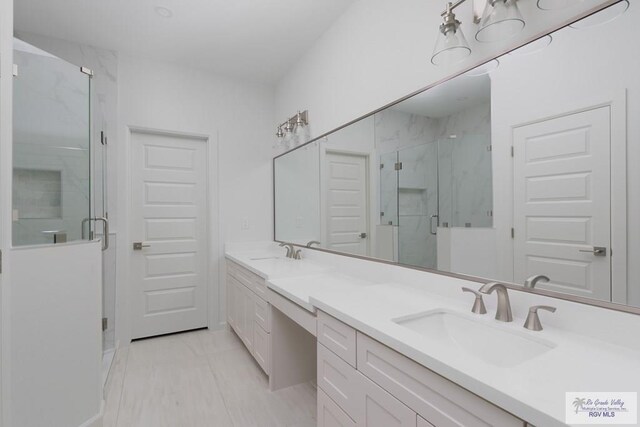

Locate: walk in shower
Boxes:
[13,38,115,383]
[379,134,493,269]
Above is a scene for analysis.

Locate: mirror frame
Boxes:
[272,0,640,316]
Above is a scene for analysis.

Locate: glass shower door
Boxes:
[397,143,439,269]
[12,38,91,246]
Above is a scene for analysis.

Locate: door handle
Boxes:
[94,217,109,251]
[81,217,109,251]
[133,242,151,251]
[430,214,439,235]
[579,246,607,256]
[358,233,367,239]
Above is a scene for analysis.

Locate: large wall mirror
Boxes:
[274,0,639,311]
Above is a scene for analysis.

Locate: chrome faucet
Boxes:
[524,274,550,289]
[523,305,556,331]
[306,240,321,248]
[479,282,513,322]
[279,242,294,258]
[279,242,301,259]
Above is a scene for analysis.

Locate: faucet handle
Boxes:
[293,249,302,260]
[462,287,487,315]
[524,274,550,289]
[524,305,557,331]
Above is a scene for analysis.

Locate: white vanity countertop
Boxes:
[266,273,377,312]
[225,245,640,426]
[225,250,330,279]
[309,282,640,427]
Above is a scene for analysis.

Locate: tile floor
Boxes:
[103,328,317,427]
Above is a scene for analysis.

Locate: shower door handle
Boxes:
[94,217,109,251]
[82,217,109,251]
[430,214,439,235]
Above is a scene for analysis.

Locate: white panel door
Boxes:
[325,152,369,255]
[131,130,208,339]
[513,106,611,301]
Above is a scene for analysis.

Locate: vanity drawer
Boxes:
[318,310,357,367]
[227,260,269,301]
[253,323,270,375]
[253,296,270,332]
[318,388,356,427]
[318,343,359,419]
[357,333,524,427]
[252,276,269,301]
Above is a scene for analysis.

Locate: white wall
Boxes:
[275,0,616,140]
[115,54,275,342]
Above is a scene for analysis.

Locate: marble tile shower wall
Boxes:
[438,103,492,228]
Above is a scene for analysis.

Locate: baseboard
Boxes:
[78,400,104,427]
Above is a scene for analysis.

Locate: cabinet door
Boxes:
[253,323,270,375]
[319,388,356,427]
[242,285,254,352]
[355,372,416,427]
[233,280,245,338]
[226,275,236,328]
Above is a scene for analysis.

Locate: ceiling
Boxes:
[391,74,491,118]
[14,0,356,83]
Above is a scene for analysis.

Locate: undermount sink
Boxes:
[393,309,556,368]
[249,256,282,261]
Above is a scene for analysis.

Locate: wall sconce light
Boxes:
[431,3,472,66]
[431,0,526,66]
[275,110,309,148]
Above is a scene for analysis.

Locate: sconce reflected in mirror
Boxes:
[476,0,525,42]
[537,0,583,10]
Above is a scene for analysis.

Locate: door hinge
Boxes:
[100,131,107,145]
[102,317,108,331]
[511,146,514,157]
[12,64,18,77]
[379,163,384,169]
[380,211,384,217]
[487,144,492,152]
[80,66,94,77]
[511,227,515,238]
[394,162,403,171]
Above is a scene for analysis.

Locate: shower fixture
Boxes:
[275,110,309,148]
[431,0,526,66]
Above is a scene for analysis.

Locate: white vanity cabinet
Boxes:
[316,310,527,427]
[226,260,270,374]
